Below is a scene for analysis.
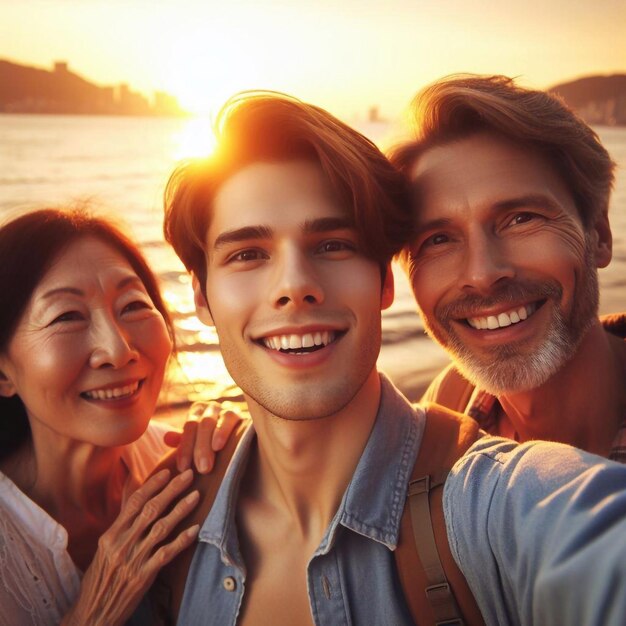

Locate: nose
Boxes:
[458,228,515,294]
[89,314,139,369]
[269,245,324,309]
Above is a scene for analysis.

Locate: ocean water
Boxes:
[1,114,625,406]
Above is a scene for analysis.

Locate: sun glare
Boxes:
[172,115,218,160]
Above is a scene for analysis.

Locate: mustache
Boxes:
[436,280,563,320]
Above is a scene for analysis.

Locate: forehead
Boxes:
[208,160,345,239]
[36,236,139,290]
[410,132,576,220]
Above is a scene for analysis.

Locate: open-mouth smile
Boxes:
[81,379,144,401]
[259,330,344,354]
[464,302,543,330]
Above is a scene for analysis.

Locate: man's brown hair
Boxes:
[164,92,411,293]
[390,74,615,228]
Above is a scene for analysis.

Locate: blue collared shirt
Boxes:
[178,375,424,625]
[177,374,626,626]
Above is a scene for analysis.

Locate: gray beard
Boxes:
[426,243,600,395]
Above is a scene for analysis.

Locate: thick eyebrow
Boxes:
[413,194,563,235]
[302,216,354,234]
[41,275,145,300]
[212,217,354,251]
[492,194,563,213]
[412,217,453,236]
[213,225,274,250]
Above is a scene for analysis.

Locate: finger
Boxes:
[128,469,194,539]
[134,490,200,559]
[145,523,201,579]
[163,430,182,448]
[176,420,199,472]
[194,417,217,474]
[212,409,242,451]
[111,469,171,530]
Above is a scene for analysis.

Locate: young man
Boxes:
[392,75,626,461]
[160,93,626,625]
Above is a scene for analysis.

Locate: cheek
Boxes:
[141,319,173,371]
[408,259,453,317]
[326,261,382,307]
[509,228,587,284]
[207,273,264,323]
[10,336,85,402]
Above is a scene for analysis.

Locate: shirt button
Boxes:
[223,576,237,592]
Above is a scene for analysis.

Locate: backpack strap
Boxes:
[420,364,477,415]
[395,402,485,626]
[149,418,250,624]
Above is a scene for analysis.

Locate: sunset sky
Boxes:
[1,0,624,120]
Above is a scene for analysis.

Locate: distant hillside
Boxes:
[0,59,185,116]
[549,74,626,126]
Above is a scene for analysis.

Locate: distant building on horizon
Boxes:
[0,58,187,117]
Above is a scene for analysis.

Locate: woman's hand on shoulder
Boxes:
[61,469,198,626]
[163,401,244,474]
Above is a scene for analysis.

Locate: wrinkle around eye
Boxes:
[121,300,153,314]
[505,212,546,228]
[48,310,86,325]
[410,232,452,259]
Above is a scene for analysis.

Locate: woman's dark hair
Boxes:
[0,208,174,460]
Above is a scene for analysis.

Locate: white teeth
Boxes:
[467,303,536,331]
[84,381,140,401]
[497,312,512,327]
[262,331,336,352]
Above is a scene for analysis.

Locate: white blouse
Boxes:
[0,421,171,625]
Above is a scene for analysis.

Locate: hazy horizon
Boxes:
[1,0,625,119]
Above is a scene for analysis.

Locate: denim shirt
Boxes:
[177,374,425,626]
[177,374,626,626]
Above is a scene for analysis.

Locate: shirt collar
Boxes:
[197,373,424,566]
[323,373,424,552]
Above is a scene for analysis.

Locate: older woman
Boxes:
[0,208,237,625]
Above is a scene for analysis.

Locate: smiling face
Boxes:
[195,159,393,420]
[404,132,612,394]
[0,237,172,446]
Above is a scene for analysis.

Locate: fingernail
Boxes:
[198,459,209,473]
[186,490,199,503]
[212,435,224,450]
[187,524,200,538]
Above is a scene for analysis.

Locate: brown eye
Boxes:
[122,300,151,314]
[230,249,268,262]
[510,213,535,225]
[50,311,84,324]
[316,240,356,255]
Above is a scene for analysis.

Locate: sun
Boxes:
[172,116,218,160]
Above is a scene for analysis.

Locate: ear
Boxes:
[380,263,395,311]
[192,274,214,326]
[0,366,17,398]
[592,211,612,269]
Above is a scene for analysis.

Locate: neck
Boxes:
[497,320,626,456]
[5,424,126,524]
[242,369,382,542]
